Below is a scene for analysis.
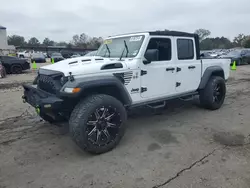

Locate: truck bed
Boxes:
[201,58,231,80]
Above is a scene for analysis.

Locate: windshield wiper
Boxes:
[119,40,129,60]
[105,44,111,57]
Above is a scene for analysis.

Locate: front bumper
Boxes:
[22,84,64,120]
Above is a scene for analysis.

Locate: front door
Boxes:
[174,38,202,94]
[140,37,176,99]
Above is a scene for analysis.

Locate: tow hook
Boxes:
[22,95,26,103]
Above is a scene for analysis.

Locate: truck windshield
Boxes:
[96,35,145,58]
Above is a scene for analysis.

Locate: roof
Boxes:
[149,30,196,37]
[0,25,6,29]
[109,30,197,38]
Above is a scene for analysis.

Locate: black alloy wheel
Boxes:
[86,106,122,146]
[69,94,127,154]
[213,83,224,104]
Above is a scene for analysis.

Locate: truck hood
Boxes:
[40,56,128,76]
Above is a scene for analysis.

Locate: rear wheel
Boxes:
[69,94,127,154]
[11,64,22,74]
[199,76,226,110]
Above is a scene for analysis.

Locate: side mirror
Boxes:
[144,49,159,64]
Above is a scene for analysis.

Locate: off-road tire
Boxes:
[69,94,127,154]
[11,64,22,74]
[199,76,226,110]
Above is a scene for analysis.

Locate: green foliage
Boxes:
[42,38,55,46]
[28,37,40,46]
[194,29,211,41]
[242,36,250,48]
[200,37,233,50]
[7,35,26,46]
[233,34,247,47]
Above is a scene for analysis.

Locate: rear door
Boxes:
[174,37,202,94]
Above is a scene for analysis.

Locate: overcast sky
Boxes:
[0,0,249,42]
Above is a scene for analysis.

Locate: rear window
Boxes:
[177,39,194,60]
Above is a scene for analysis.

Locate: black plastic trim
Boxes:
[198,66,224,89]
[82,59,91,62]
[141,70,147,76]
[149,30,196,38]
[101,63,123,70]
[194,34,200,60]
[60,75,132,105]
[38,68,64,77]
[130,92,198,108]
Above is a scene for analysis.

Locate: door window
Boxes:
[146,38,172,61]
[177,39,194,60]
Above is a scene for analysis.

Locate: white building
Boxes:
[0,25,15,55]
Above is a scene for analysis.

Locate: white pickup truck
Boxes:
[22,30,231,154]
[17,50,34,58]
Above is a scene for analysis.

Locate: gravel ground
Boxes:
[0,66,250,188]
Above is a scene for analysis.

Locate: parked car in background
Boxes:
[0,56,30,74]
[242,50,250,64]
[220,49,250,65]
[84,50,97,57]
[200,51,214,59]
[0,60,6,78]
[17,50,34,58]
[61,50,74,59]
[51,52,64,63]
[71,54,81,58]
[31,53,46,63]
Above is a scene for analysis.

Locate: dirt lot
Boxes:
[0,66,250,188]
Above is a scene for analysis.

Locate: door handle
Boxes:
[176,67,181,72]
[166,67,175,71]
[188,66,196,69]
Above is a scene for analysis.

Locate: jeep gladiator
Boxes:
[22,30,231,154]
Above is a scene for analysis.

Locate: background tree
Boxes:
[233,34,247,47]
[72,34,80,46]
[28,37,40,46]
[7,35,26,46]
[194,29,211,42]
[242,36,250,48]
[200,37,233,50]
[88,37,103,48]
[42,38,55,46]
[55,41,68,47]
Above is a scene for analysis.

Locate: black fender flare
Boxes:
[198,66,225,89]
[60,75,132,105]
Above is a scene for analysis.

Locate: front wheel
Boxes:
[69,94,127,154]
[199,76,226,110]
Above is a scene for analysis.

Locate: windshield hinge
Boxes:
[141,70,147,76]
[141,87,147,93]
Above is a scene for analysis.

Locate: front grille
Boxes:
[37,74,63,94]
